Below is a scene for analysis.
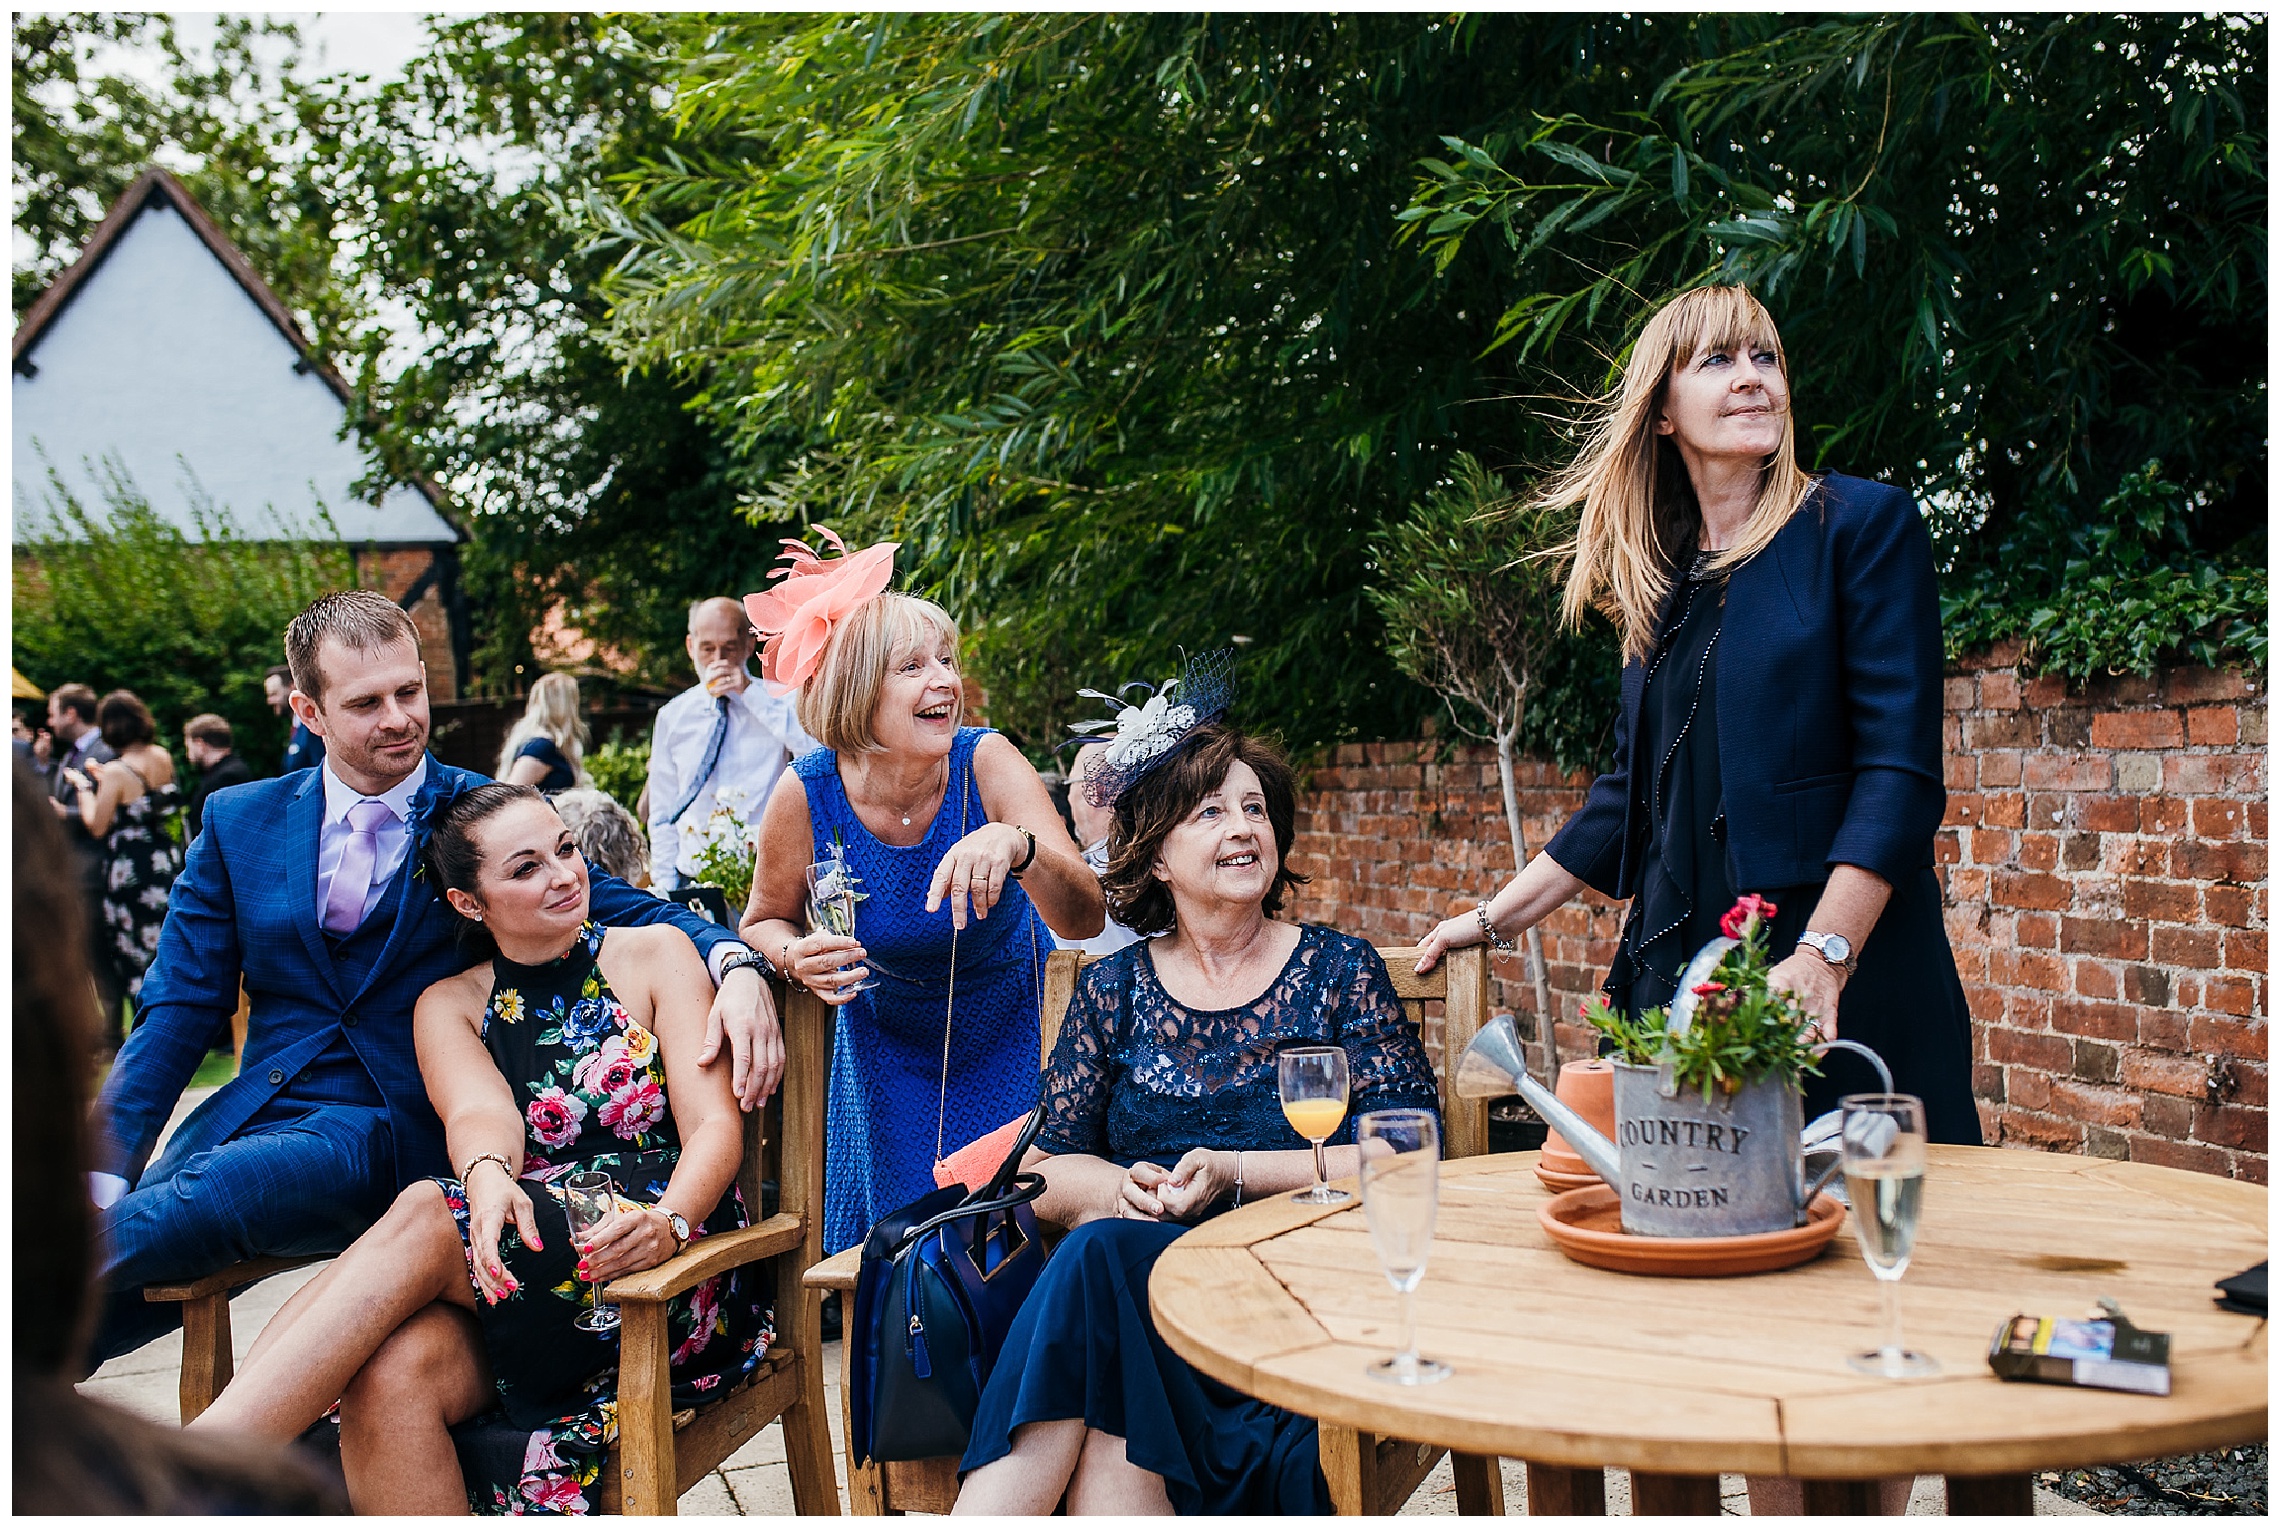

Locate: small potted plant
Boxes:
[1562,895,1843,1238]
[1579,894,1823,1103]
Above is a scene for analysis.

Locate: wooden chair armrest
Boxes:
[604,1214,805,1304]
[145,1255,325,1303]
[803,1244,862,1293]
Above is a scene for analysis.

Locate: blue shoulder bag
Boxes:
[850,1107,1049,1463]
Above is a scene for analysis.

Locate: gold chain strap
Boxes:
[934,763,969,1170]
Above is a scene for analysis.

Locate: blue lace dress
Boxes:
[795,727,1049,1253]
[961,925,1439,1514]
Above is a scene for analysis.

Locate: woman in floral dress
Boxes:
[192,784,771,1514]
[57,690,181,1004]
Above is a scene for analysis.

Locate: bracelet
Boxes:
[1475,902,1514,952]
[459,1152,514,1186]
[1008,825,1038,877]
[1232,1150,1246,1209]
[720,946,775,982]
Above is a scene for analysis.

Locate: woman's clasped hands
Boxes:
[1112,1149,1239,1224]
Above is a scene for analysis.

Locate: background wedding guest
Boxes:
[182,713,254,840]
[14,707,53,784]
[268,663,325,774]
[48,682,123,1040]
[647,596,816,891]
[553,786,651,888]
[60,690,183,1010]
[13,761,344,1514]
[495,670,588,792]
[1054,740,1142,957]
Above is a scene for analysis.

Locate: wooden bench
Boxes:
[809,942,1505,1514]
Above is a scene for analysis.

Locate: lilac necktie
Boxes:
[322,798,395,937]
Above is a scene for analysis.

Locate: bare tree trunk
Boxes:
[1494,728,1558,1089]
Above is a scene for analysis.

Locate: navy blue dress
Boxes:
[515,737,576,793]
[961,926,1440,1513]
[797,727,1049,1254]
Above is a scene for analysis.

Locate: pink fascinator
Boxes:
[743,528,900,696]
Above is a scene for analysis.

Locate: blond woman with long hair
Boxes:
[497,671,588,792]
[1416,284,1979,1155]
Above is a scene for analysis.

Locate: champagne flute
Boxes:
[564,1170,622,1334]
[805,856,877,994]
[1840,1093,1937,1377]
[1359,1108,1450,1385]
[1278,1046,1351,1204]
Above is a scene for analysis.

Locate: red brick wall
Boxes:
[358,548,457,703]
[1284,651,2268,1181]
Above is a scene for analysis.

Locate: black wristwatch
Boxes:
[1008,825,1038,877]
[719,946,775,982]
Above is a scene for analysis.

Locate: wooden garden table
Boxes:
[1150,1147,2267,1514]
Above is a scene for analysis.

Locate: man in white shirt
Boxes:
[649,597,818,891]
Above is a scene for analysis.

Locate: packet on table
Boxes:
[1988,1298,2171,1396]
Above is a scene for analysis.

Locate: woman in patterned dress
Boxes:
[192,784,771,1513]
[58,690,181,1004]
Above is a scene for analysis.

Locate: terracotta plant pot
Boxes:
[1540,1058,1616,1182]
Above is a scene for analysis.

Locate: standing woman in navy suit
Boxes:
[1416,284,1980,1151]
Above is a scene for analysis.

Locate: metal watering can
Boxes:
[1456,936,1892,1238]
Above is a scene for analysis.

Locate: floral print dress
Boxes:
[434,921,773,1514]
[99,763,182,1001]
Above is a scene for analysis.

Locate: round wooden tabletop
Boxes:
[1150,1146,2267,1480]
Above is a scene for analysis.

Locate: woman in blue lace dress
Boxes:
[740,576,1105,1253]
[955,723,1439,1516]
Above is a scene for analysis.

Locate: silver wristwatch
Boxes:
[1797,929,1857,976]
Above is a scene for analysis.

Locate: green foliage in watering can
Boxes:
[1580,896,1824,1102]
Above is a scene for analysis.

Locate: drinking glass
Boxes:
[1840,1093,1937,1377]
[1359,1108,1449,1385]
[805,856,877,994]
[564,1171,623,1334]
[1278,1046,1351,1204]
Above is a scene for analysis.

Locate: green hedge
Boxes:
[12,468,361,768]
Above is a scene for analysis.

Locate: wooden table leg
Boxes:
[1451,1452,1505,1515]
[1630,1472,1720,1515]
[1801,1479,1880,1514]
[1523,1463,1606,1515]
[1947,1473,2033,1515]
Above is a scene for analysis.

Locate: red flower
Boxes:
[524,1088,587,1151]
[1691,981,1727,996]
[1719,894,1779,939]
[522,1472,587,1514]
[599,1077,666,1141]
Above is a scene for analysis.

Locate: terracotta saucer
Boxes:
[1537,1185,1846,1277]
[1534,1162,1605,1195]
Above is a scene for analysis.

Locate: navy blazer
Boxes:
[1545,472,1947,898]
[93,758,744,1188]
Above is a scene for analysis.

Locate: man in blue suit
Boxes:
[88,591,787,1365]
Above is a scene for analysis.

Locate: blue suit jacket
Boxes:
[1545,472,1947,897]
[93,758,744,1189]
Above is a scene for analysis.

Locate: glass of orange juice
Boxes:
[1278,1046,1351,1204]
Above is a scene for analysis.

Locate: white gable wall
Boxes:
[12,199,456,545]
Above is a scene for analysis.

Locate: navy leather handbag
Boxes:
[850,1107,1051,1464]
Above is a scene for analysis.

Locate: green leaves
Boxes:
[1580,915,1825,1101]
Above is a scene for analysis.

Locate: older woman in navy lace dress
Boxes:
[954,722,1438,1516]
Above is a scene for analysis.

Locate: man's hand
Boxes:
[699,965,783,1110]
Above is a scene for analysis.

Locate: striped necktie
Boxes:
[664,695,734,825]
